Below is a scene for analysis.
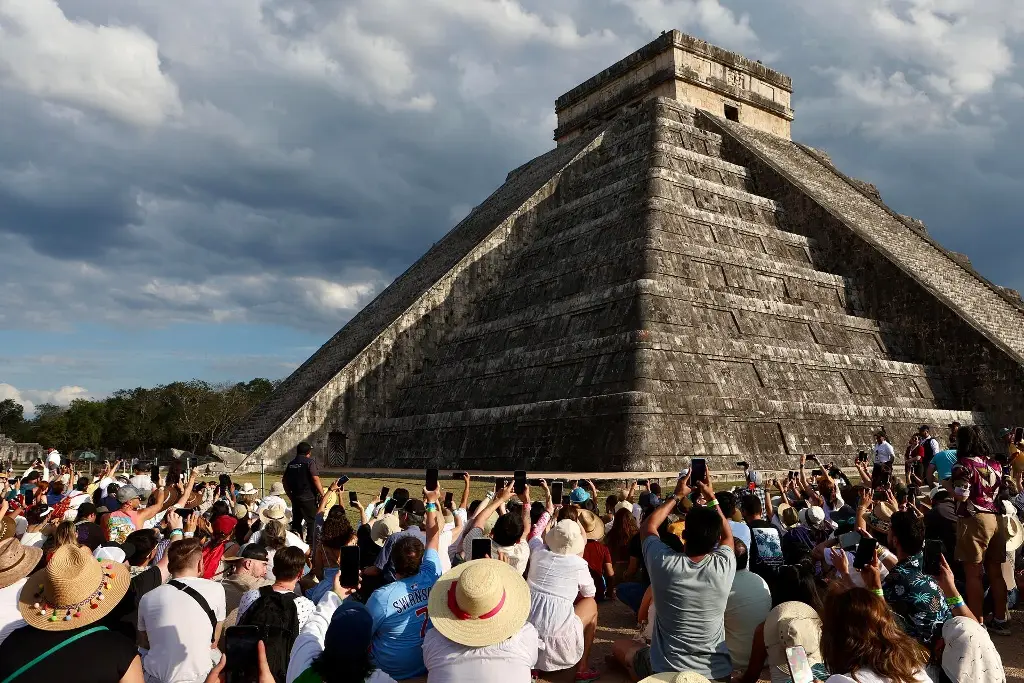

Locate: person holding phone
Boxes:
[460,482,532,575]
[615,467,736,681]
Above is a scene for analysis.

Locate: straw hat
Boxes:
[234,502,250,520]
[371,515,401,547]
[0,538,42,589]
[639,674,712,683]
[869,501,895,534]
[268,482,285,496]
[764,601,824,681]
[237,483,258,496]
[614,501,633,514]
[427,559,530,648]
[578,510,605,541]
[545,519,586,556]
[19,544,130,630]
[0,516,15,542]
[1001,501,1024,553]
[259,502,291,525]
[779,505,800,529]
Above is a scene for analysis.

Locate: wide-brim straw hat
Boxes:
[238,483,258,495]
[268,482,286,496]
[1001,501,1024,553]
[0,517,16,542]
[427,558,530,648]
[639,674,712,683]
[0,538,42,589]
[545,519,586,556]
[259,503,292,525]
[577,509,605,541]
[19,544,130,630]
[869,501,896,533]
[764,601,824,678]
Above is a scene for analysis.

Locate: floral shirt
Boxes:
[882,552,951,649]
[951,455,1003,515]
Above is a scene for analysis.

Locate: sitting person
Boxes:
[460,482,531,575]
[724,539,772,672]
[578,510,614,599]
[527,518,599,681]
[423,558,539,682]
[613,470,735,682]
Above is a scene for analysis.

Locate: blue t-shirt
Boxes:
[367,547,442,680]
[932,449,957,481]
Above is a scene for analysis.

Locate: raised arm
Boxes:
[423,487,440,553]
[458,472,471,511]
[698,470,733,551]
[538,479,554,514]
[472,483,512,531]
[644,476,688,538]
[518,485,531,543]
[764,480,775,520]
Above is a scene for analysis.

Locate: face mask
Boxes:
[954,486,970,498]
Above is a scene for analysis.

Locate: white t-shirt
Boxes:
[138,576,227,683]
[724,569,772,670]
[729,520,752,549]
[827,668,929,683]
[96,477,116,497]
[20,531,46,548]
[461,527,530,575]
[237,587,314,629]
[873,441,895,464]
[130,474,154,494]
[247,529,309,554]
[0,578,26,645]
[46,452,61,468]
[422,623,539,682]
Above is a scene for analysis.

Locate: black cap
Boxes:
[223,544,269,562]
[403,499,426,516]
[75,502,98,521]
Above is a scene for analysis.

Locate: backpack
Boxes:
[238,586,299,683]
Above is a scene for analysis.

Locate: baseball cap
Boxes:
[223,544,269,562]
[115,485,142,504]
[75,503,98,522]
[324,602,374,659]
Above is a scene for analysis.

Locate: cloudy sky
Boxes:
[2,0,1023,415]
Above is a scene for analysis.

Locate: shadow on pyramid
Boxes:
[221,31,1024,474]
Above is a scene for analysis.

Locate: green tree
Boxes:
[0,399,26,440]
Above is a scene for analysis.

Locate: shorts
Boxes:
[956,513,1006,564]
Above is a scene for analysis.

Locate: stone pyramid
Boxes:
[222,31,1024,473]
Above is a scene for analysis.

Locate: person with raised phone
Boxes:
[614,461,736,682]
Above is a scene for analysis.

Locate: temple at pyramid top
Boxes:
[218,29,1024,475]
[554,30,793,144]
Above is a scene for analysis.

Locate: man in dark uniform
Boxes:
[282,441,324,543]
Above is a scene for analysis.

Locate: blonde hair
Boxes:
[51,521,79,551]
[262,520,288,551]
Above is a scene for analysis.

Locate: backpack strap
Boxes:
[1,626,107,683]
[168,580,217,642]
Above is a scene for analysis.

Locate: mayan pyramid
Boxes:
[221,31,1024,473]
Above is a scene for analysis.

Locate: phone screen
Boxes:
[923,539,943,576]
[785,645,814,683]
[384,499,398,515]
[811,468,823,477]
[149,462,160,482]
[379,486,389,501]
[551,482,564,502]
[348,491,358,506]
[338,546,360,587]
[225,625,261,680]
[853,537,877,570]
[444,491,454,509]
[838,531,861,550]
[337,475,350,487]
[690,458,707,485]
[513,470,527,495]
[426,469,439,492]
[494,478,505,492]
[452,472,467,480]
[561,495,572,507]
[471,538,491,561]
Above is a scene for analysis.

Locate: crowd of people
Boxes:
[0,424,1017,683]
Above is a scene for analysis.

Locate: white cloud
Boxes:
[617,0,761,53]
[0,382,96,416]
[0,0,182,127]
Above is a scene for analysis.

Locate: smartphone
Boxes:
[907,486,918,501]
[785,645,814,683]
[348,491,358,507]
[811,468,823,477]
[340,546,360,588]
[149,462,160,482]
[838,531,862,550]
[1015,427,1024,443]
[690,458,707,485]
[551,481,564,502]
[452,472,467,479]
[384,499,398,515]
[336,475,350,487]
[637,479,648,486]
[494,478,505,492]
[923,539,943,576]
[858,450,868,463]
[736,461,748,468]
[225,625,261,682]
[425,469,439,492]
[513,470,527,495]
[471,538,491,560]
[853,537,877,570]
[379,486,390,501]
[561,495,572,507]
[444,491,454,509]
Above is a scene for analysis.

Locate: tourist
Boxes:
[999,426,1024,477]
[939,616,1005,683]
[781,505,833,566]
[0,544,142,682]
[579,509,614,599]
[738,599,827,683]
[286,574,396,683]
[130,463,155,499]
[951,426,1009,633]
[237,546,314,627]
[106,483,166,544]
[820,586,930,683]
[724,539,772,672]
[423,558,539,682]
[460,483,531,575]
[74,501,105,550]
[918,425,941,473]
[927,447,958,485]
[310,510,356,582]
[605,506,639,587]
[367,499,428,582]
[138,537,227,683]
[874,431,895,465]
[0,537,41,644]
[715,490,752,549]
[220,544,270,638]
[741,493,782,589]
[617,470,735,681]
[366,487,443,680]
[252,505,308,551]
[526,518,600,680]
[201,514,240,580]
[904,435,925,482]
[44,480,66,506]
[19,503,51,548]
[283,442,325,544]
[258,482,290,515]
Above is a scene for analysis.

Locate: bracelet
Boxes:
[169,529,183,538]
[706,499,719,508]
[425,503,439,513]
[184,531,194,538]
[870,588,884,597]
[946,595,965,608]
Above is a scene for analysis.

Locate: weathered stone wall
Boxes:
[0,435,43,465]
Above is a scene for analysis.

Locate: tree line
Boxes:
[0,379,277,456]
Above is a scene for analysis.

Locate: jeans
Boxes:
[617,581,646,614]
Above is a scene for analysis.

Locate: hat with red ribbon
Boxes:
[427,558,530,647]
